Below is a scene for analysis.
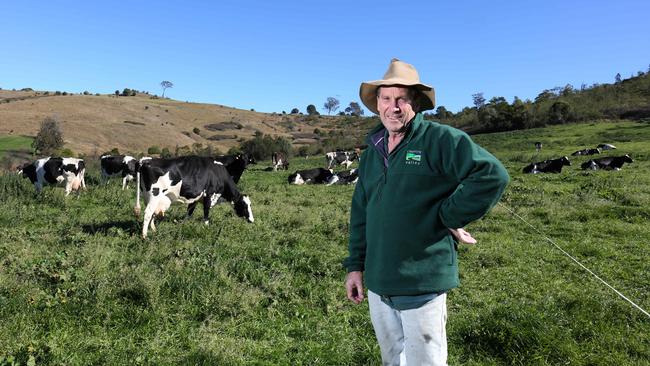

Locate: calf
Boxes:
[523,156,571,174]
[571,148,600,156]
[214,153,256,183]
[582,154,633,171]
[100,155,137,189]
[19,157,86,195]
[288,168,333,185]
[271,152,289,171]
[135,156,254,238]
[326,169,359,185]
[325,150,358,169]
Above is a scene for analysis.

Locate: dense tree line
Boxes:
[427,71,650,133]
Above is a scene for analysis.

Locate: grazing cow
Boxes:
[535,142,543,153]
[288,168,333,185]
[582,154,633,171]
[19,157,86,195]
[326,168,359,185]
[100,155,138,189]
[214,153,256,183]
[135,155,254,238]
[571,148,600,156]
[325,150,358,169]
[271,152,289,171]
[522,156,571,174]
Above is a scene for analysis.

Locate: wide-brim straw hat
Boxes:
[359,58,435,115]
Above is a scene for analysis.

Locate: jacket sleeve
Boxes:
[438,130,510,229]
[343,173,367,272]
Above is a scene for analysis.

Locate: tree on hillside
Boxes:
[160,81,173,98]
[344,102,364,116]
[323,97,340,115]
[306,104,319,116]
[472,92,485,109]
[290,108,300,114]
[32,116,64,155]
[615,73,622,84]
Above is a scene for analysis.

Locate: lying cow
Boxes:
[581,154,633,171]
[135,155,254,238]
[571,148,600,156]
[214,153,256,183]
[19,157,86,195]
[523,156,571,174]
[597,143,617,150]
[271,152,289,171]
[326,150,358,169]
[288,168,333,185]
[100,155,137,189]
[326,169,359,185]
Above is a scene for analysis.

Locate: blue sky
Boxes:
[2,1,649,115]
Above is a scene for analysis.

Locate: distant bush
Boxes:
[147,146,162,155]
[83,91,90,95]
[43,91,49,95]
[193,127,200,134]
[161,147,172,158]
[57,148,75,157]
[238,133,292,161]
[55,91,62,96]
[20,88,33,92]
[62,92,68,96]
[32,116,64,155]
[290,108,300,114]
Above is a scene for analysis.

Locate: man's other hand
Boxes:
[345,271,365,304]
[449,228,477,244]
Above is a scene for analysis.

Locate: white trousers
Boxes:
[368,290,448,366]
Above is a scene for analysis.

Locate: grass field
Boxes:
[1,120,649,365]
[0,135,32,159]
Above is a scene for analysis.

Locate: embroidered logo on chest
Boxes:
[405,150,422,165]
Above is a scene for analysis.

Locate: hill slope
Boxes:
[0,90,342,155]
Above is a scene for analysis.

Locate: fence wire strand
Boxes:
[497,202,650,319]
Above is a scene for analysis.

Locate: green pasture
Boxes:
[1,120,649,365]
[0,136,32,158]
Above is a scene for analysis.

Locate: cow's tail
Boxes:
[134,166,141,217]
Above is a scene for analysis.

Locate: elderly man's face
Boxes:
[377,86,417,135]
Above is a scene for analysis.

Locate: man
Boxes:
[343,59,509,365]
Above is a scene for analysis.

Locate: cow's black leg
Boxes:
[187,202,198,218]
[202,196,211,224]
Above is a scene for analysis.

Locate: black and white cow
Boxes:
[271,152,289,171]
[135,155,254,238]
[19,157,86,195]
[325,151,358,169]
[214,153,256,183]
[582,154,633,171]
[326,168,359,185]
[522,156,571,174]
[100,155,137,189]
[288,168,334,185]
[571,148,601,156]
[597,143,617,150]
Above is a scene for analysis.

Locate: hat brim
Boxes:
[360,79,435,115]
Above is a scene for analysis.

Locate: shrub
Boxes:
[147,146,161,155]
[193,127,200,134]
[57,148,75,157]
[32,116,64,155]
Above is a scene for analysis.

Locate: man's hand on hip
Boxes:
[345,271,365,304]
[449,228,477,244]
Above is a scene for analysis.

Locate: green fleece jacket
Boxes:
[344,113,509,296]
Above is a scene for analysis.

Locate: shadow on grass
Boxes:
[81,220,141,236]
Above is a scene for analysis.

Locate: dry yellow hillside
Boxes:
[0,89,327,155]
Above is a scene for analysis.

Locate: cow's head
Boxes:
[233,195,254,223]
[561,156,571,166]
[623,154,633,163]
[288,173,305,185]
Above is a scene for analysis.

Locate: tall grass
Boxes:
[1,120,649,365]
